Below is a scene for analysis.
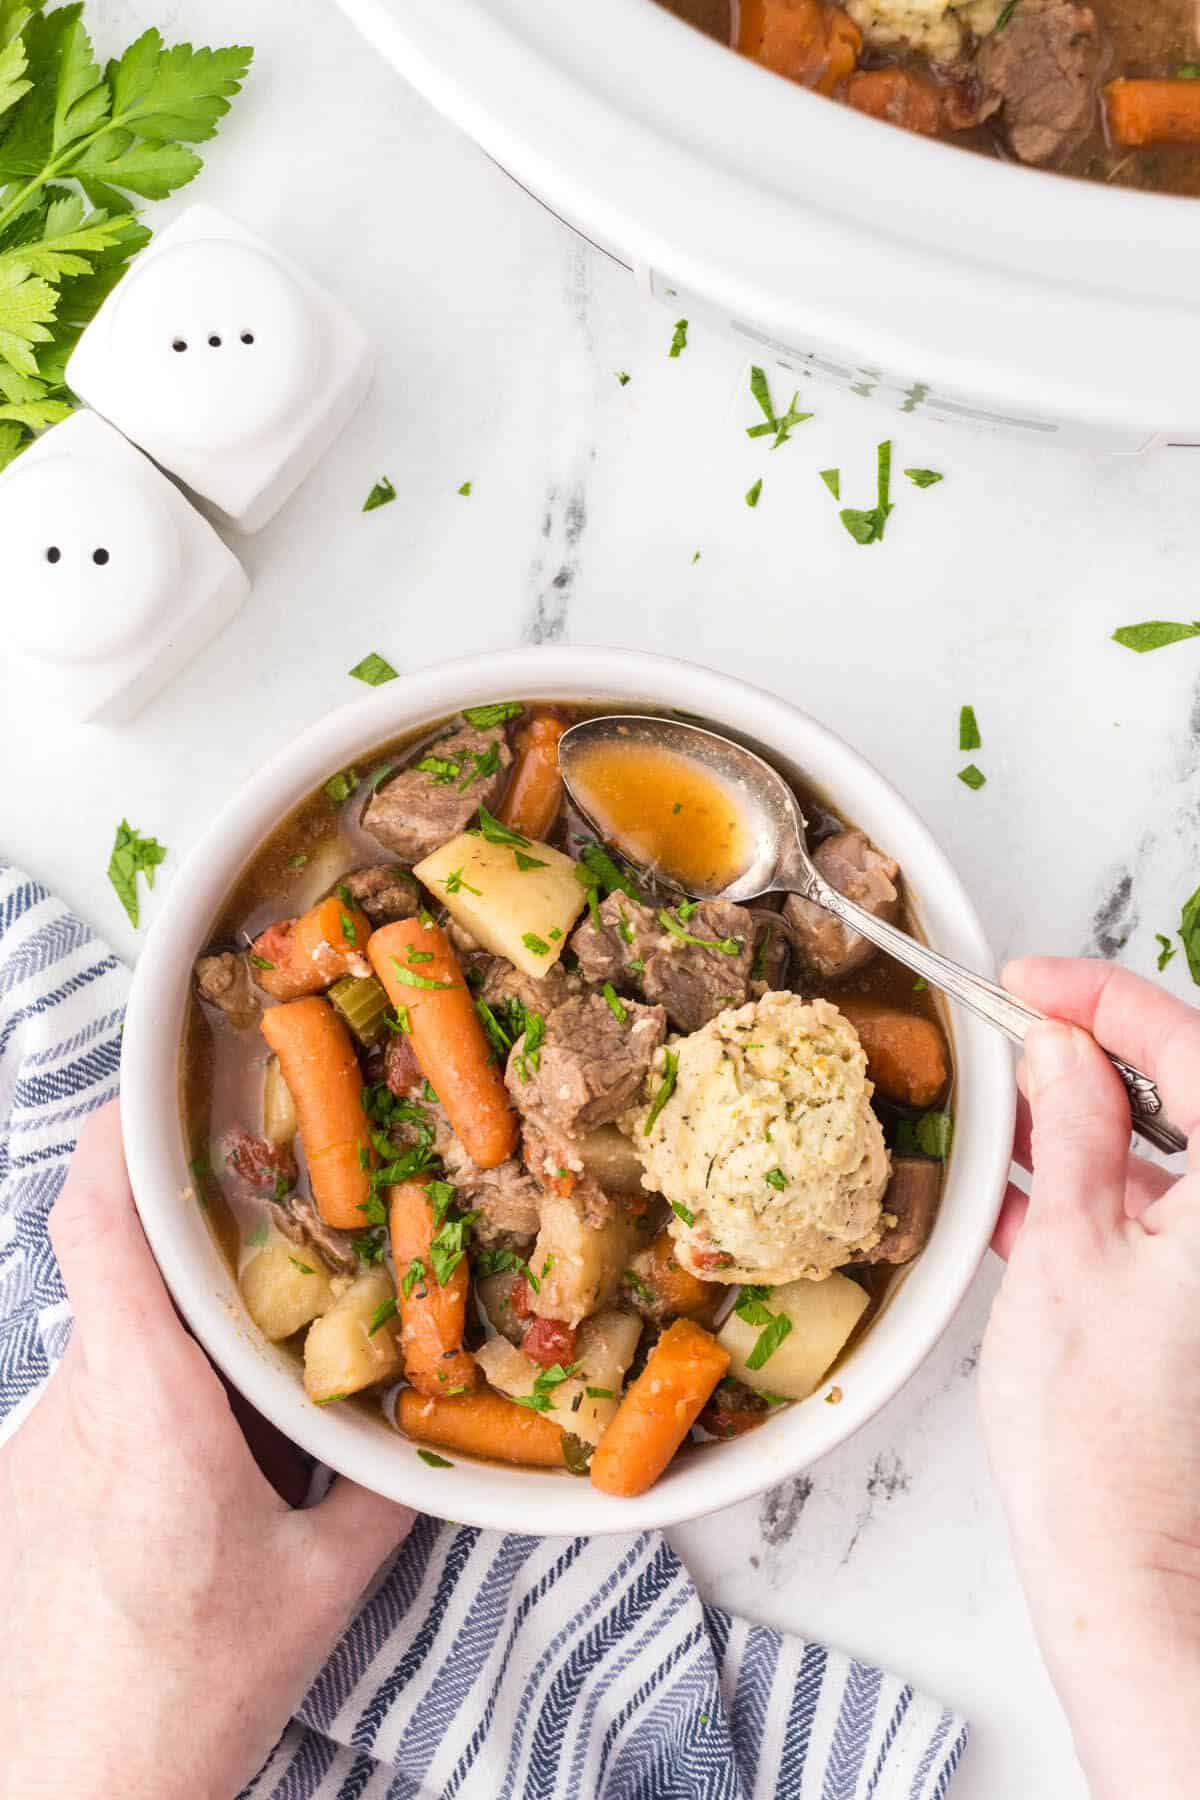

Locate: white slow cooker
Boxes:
[336,0,1200,452]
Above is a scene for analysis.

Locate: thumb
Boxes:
[1022,1021,1129,1239]
[298,1474,418,1607]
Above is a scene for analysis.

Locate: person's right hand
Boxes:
[980,958,1200,1799]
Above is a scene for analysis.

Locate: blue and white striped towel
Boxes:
[0,863,969,1799]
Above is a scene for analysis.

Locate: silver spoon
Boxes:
[559,713,1185,1157]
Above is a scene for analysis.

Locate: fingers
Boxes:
[991,1180,1028,1261]
[49,1102,182,1376]
[1004,957,1200,1155]
[299,1475,417,1604]
[1020,1021,1130,1239]
[1010,1084,1173,1220]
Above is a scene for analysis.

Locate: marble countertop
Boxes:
[8,2,1200,1793]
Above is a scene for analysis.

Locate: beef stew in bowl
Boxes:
[185,700,954,1498]
[661,0,1200,196]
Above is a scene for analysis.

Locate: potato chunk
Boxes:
[262,1055,298,1146]
[413,831,586,978]
[241,1239,334,1341]
[717,1272,869,1401]
[303,1268,402,1402]
[527,1191,645,1326]
[476,1308,642,1446]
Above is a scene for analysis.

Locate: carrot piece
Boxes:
[368,919,518,1169]
[252,895,373,1001]
[1106,78,1200,147]
[590,1319,730,1498]
[389,1180,479,1396]
[396,1385,567,1468]
[738,0,860,97]
[833,995,949,1110]
[260,997,374,1229]
[497,710,568,840]
[845,67,945,136]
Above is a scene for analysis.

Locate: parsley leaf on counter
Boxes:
[363,475,395,512]
[107,818,166,927]
[457,480,471,495]
[820,468,840,499]
[746,365,811,449]
[1179,883,1200,986]
[957,763,986,790]
[905,468,943,487]
[668,318,688,357]
[0,16,251,467]
[744,477,762,508]
[1156,933,1177,971]
[348,651,398,686]
[839,440,893,546]
[615,370,631,385]
[959,704,981,751]
[1112,620,1200,654]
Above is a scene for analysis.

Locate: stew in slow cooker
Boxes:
[185,702,953,1494]
[660,0,1200,195]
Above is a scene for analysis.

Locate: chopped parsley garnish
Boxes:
[522,931,551,957]
[107,819,167,928]
[401,1257,427,1298]
[669,318,688,357]
[474,1245,540,1292]
[691,549,701,563]
[838,439,893,546]
[368,1295,398,1334]
[430,1200,478,1286]
[579,841,640,901]
[616,371,631,385]
[958,705,981,752]
[764,1168,787,1190]
[744,477,763,508]
[820,468,840,500]
[458,481,472,496]
[623,1267,656,1303]
[514,850,548,871]
[289,853,309,867]
[670,1199,696,1228]
[514,1011,545,1083]
[463,701,524,729]
[912,978,928,993]
[644,1048,679,1135]
[957,764,986,791]
[905,468,943,488]
[657,907,742,956]
[734,1284,793,1370]
[459,742,501,791]
[746,365,812,449]
[511,1361,581,1412]
[1179,883,1200,986]
[423,1081,439,1103]
[476,998,517,1057]
[406,947,433,963]
[249,952,275,971]
[602,982,627,1022]
[751,928,773,982]
[417,1449,454,1468]
[1112,620,1200,654]
[444,867,482,896]
[477,804,530,848]
[367,762,397,792]
[385,1004,412,1035]
[586,1386,614,1400]
[324,766,360,805]
[996,0,1019,25]
[416,753,463,785]
[628,957,645,974]
[617,907,635,946]
[895,1109,955,1160]
[348,651,398,686]
[1156,933,1177,972]
[363,476,396,512]
[339,909,358,946]
[389,956,457,991]
[288,1257,315,1275]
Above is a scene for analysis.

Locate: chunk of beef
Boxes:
[572,891,754,1031]
[976,0,1101,165]
[521,1117,612,1227]
[384,1031,423,1097]
[338,864,421,924]
[698,1377,769,1440]
[440,1129,542,1246]
[782,830,900,982]
[505,992,667,1136]
[479,956,577,1020]
[361,723,512,860]
[640,899,755,1032]
[194,951,259,1028]
[224,1130,298,1194]
[571,890,661,989]
[266,1193,360,1277]
[862,1157,941,1264]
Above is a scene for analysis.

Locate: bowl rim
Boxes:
[121,645,1014,1534]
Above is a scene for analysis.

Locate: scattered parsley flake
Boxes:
[458,481,472,496]
[602,981,627,1023]
[107,820,167,928]
[389,956,457,991]
[1156,933,1177,972]
[1112,620,1200,654]
[616,371,631,385]
[670,1199,696,1228]
[959,705,981,752]
[957,763,986,791]
[905,468,943,488]
[363,476,396,512]
[669,318,688,357]
[745,477,763,508]
[368,1296,398,1334]
[820,468,840,500]
[348,651,398,686]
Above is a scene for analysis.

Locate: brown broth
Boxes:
[567,736,753,892]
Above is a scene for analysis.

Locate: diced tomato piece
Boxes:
[224,1129,298,1194]
[511,1275,533,1319]
[521,1316,577,1367]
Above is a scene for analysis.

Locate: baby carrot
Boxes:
[260,997,374,1228]
[389,1179,478,1397]
[368,919,518,1168]
[591,1318,729,1498]
[396,1386,567,1468]
[1106,78,1200,148]
[497,710,567,841]
[252,895,372,1001]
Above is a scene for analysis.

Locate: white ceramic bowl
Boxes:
[122,646,1014,1534]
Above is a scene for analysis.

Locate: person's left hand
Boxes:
[0,1102,415,1800]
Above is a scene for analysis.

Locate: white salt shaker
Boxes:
[66,204,373,534]
[0,412,249,724]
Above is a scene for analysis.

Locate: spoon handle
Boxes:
[814,883,1187,1158]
